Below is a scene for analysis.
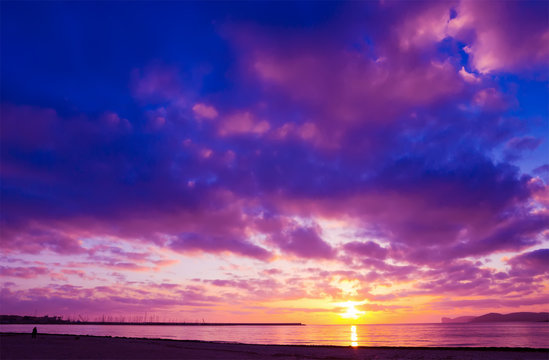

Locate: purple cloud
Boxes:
[343,241,388,260]
[170,232,271,261]
[507,249,549,277]
[0,266,49,279]
[270,226,335,259]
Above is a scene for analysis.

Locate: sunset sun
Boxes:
[339,301,366,320]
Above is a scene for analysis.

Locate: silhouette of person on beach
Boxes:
[32,327,37,339]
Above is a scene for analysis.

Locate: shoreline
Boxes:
[3,331,548,351]
[1,333,548,360]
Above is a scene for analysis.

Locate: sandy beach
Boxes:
[1,333,547,360]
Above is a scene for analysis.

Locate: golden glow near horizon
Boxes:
[339,301,366,320]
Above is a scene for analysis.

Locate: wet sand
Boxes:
[1,332,547,360]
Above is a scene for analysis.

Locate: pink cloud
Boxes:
[144,107,168,129]
[0,282,222,317]
[458,67,480,83]
[261,268,283,276]
[448,0,549,73]
[131,64,182,102]
[60,269,87,278]
[269,122,328,147]
[218,111,270,136]
[0,266,49,279]
[395,2,454,50]
[229,26,465,147]
[192,103,218,120]
[99,111,132,132]
[1,227,85,255]
[473,88,511,112]
[430,295,549,311]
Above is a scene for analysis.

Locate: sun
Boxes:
[339,301,366,320]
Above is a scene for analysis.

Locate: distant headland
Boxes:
[441,312,549,323]
[0,315,304,326]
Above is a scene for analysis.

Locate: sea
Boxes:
[1,323,548,348]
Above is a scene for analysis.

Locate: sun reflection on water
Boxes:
[350,325,358,347]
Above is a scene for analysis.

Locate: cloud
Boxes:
[458,67,480,83]
[473,88,511,112]
[430,295,549,311]
[0,283,221,317]
[0,266,49,279]
[169,232,271,261]
[343,241,388,260]
[506,136,543,152]
[448,0,549,74]
[272,226,335,259]
[533,164,549,183]
[218,111,270,137]
[131,64,182,102]
[395,1,454,50]
[447,212,548,259]
[192,103,219,120]
[504,136,544,161]
[245,35,464,136]
[507,249,549,277]
[1,227,85,255]
[99,111,132,132]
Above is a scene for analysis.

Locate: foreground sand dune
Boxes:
[1,333,547,360]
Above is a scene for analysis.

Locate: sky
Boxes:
[1,1,548,324]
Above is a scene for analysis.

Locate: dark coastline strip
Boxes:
[2,333,548,360]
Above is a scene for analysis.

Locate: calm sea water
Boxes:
[1,323,548,348]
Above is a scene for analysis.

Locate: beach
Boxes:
[1,333,547,360]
